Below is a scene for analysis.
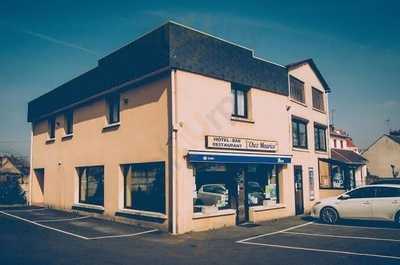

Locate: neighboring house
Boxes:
[287,59,330,214]
[27,21,333,234]
[0,155,29,203]
[362,130,400,179]
[319,126,367,198]
[330,126,360,153]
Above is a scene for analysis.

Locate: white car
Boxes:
[196,184,229,208]
[311,184,400,225]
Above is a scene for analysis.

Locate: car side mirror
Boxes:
[339,194,350,200]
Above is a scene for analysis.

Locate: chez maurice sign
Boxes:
[206,135,278,152]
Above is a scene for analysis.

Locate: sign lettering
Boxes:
[206,135,278,152]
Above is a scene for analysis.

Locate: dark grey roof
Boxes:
[27,21,288,122]
[331,148,366,165]
[286,58,331,93]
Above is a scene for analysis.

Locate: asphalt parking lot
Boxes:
[0,206,399,265]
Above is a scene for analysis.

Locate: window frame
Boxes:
[312,87,325,111]
[289,75,305,104]
[231,83,249,119]
[314,123,327,151]
[77,166,104,206]
[123,161,166,214]
[48,117,56,139]
[346,187,376,199]
[375,186,400,198]
[64,110,74,135]
[106,93,120,125]
[318,159,356,190]
[292,117,308,149]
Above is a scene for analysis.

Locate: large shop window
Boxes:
[318,160,355,190]
[122,162,165,214]
[193,164,281,214]
[231,83,249,118]
[314,124,327,151]
[77,166,104,206]
[289,76,305,103]
[292,118,308,149]
[246,165,280,206]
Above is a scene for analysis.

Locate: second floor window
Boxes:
[48,117,56,139]
[289,76,305,104]
[106,93,120,124]
[65,111,73,135]
[312,87,324,111]
[231,83,248,118]
[292,118,308,149]
[314,124,327,151]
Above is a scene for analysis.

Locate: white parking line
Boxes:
[311,222,400,231]
[88,229,159,240]
[236,221,314,243]
[282,231,400,243]
[36,216,92,223]
[0,210,89,240]
[1,210,158,241]
[239,241,400,260]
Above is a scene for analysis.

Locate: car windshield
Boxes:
[204,185,226,194]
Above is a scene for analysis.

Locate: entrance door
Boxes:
[294,166,304,215]
[232,167,248,224]
[33,169,45,204]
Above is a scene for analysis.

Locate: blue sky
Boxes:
[0,0,399,156]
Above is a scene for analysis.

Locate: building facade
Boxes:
[28,22,332,234]
[363,131,400,179]
[0,155,29,204]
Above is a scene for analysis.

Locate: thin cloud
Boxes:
[383,100,400,109]
[21,29,98,56]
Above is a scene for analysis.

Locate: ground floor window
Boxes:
[77,166,104,206]
[122,162,165,214]
[246,165,280,206]
[192,163,281,213]
[318,160,356,190]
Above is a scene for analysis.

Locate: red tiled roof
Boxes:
[331,149,366,165]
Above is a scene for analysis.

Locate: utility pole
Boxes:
[330,108,336,126]
[385,118,391,134]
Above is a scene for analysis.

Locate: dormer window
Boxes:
[64,111,73,135]
[48,117,56,139]
[289,76,305,104]
[106,93,120,125]
[231,83,249,118]
[312,87,325,111]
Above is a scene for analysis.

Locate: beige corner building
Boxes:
[28,22,334,234]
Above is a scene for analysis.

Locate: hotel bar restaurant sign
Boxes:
[206,135,278,152]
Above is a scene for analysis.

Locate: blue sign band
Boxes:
[187,153,291,164]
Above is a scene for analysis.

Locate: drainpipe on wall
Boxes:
[170,69,178,234]
[28,126,33,206]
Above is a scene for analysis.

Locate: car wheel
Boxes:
[320,207,339,224]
